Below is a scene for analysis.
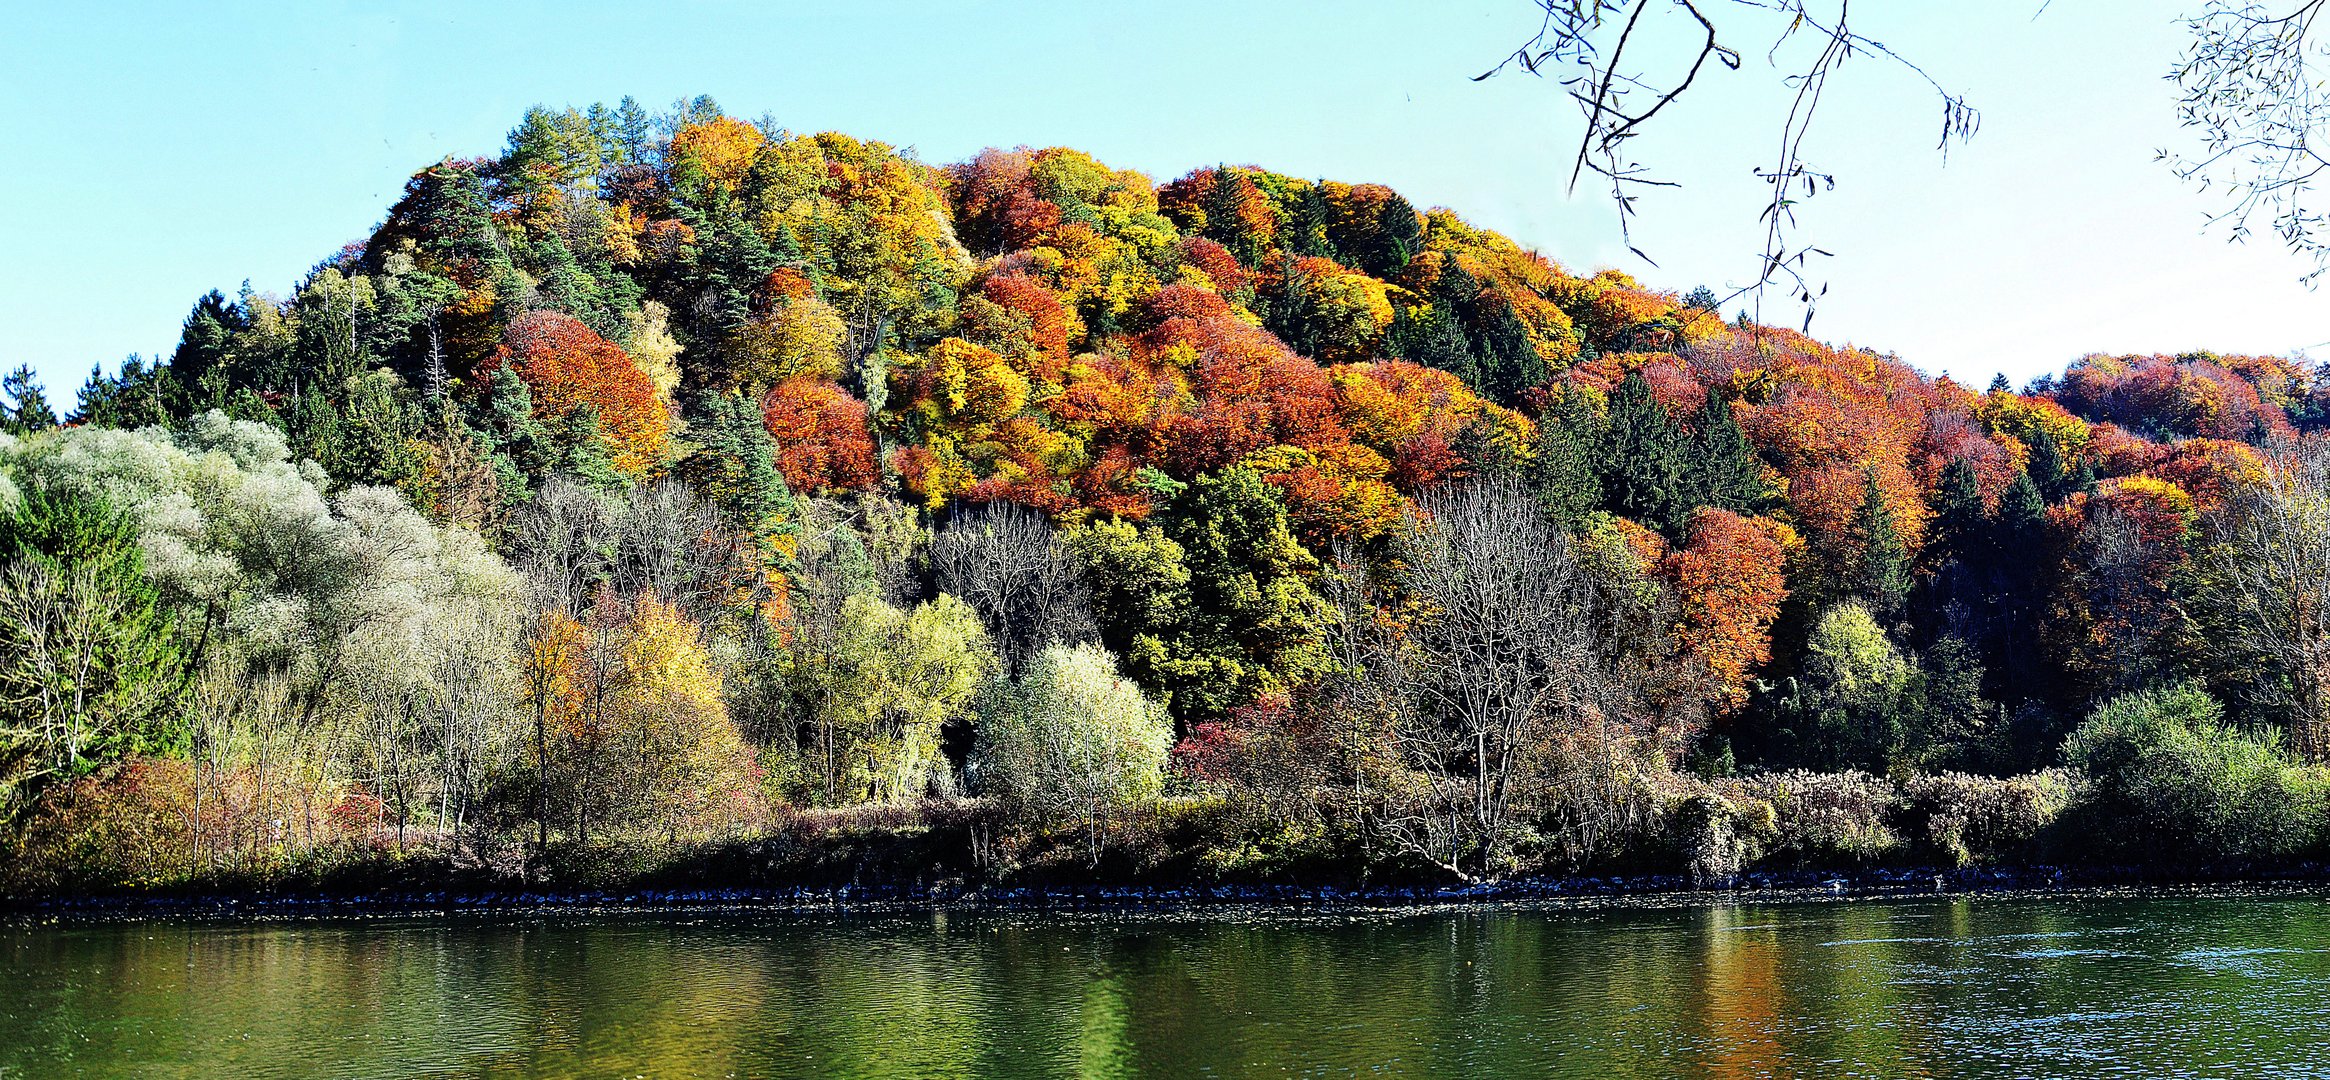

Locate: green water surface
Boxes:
[5,892,2328,1078]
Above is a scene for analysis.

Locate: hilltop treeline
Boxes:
[6,96,2330,892]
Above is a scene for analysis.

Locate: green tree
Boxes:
[1526,385,1604,532]
[1200,166,1267,266]
[1599,370,1688,535]
[2,366,57,435]
[675,389,799,559]
[1851,467,1911,624]
[1769,601,1916,771]
[0,487,185,817]
[2064,682,2321,863]
[784,592,995,803]
[1683,385,1767,514]
[1285,181,1336,259]
[1139,468,1333,727]
[973,643,1172,855]
[72,358,172,430]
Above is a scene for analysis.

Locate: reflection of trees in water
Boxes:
[18,903,2330,1077]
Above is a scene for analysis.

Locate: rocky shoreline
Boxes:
[11,863,2327,921]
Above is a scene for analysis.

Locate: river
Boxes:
[5,891,2327,1078]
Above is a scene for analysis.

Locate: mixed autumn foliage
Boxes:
[9,96,2330,892]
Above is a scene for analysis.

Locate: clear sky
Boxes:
[3,0,2323,403]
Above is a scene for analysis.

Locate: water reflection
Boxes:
[5,894,2330,1078]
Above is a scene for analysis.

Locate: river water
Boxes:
[5,891,2328,1078]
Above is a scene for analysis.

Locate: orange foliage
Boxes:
[761,377,879,493]
[483,310,670,478]
[1663,509,1792,711]
[2056,353,2293,442]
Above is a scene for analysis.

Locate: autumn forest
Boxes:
[6,96,2329,896]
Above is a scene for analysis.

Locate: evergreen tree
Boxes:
[165,290,240,410]
[1349,192,1421,278]
[1450,416,1522,484]
[1143,468,1333,727]
[1851,467,1911,624]
[476,365,552,501]
[1919,458,1988,637]
[72,358,170,430]
[676,390,799,558]
[2026,428,2071,502]
[1599,371,1689,535]
[1683,284,1720,311]
[558,405,629,491]
[1684,386,1767,513]
[1286,182,1336,259]
[287,387,349,487]
[1987,372,2012,394]
[0,487,186,787]
[1387,300,1478,391]
[2,365,57,434]
[1988,470,2052,704]
[1471,302,1549,408]
[1527,386,1604,532]
[1908,634,2000,773]
[1200,166,1266,267]
[1259,260,1322,359]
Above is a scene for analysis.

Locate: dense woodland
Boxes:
[8,96,2330,894]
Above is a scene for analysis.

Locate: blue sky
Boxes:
[2,0,2323,403]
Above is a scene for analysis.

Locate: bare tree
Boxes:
[0,558,180,814]
[1492,0,2330,309]
[607,477,762,625]
[2170,0,2329,285]
[1338,478,1638,879]
[2199,436,2330,759]
[511,478,611,615]
[930,504,1097,675]
[1484,0,1977,326]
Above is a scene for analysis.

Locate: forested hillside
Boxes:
[7,96,2330,892]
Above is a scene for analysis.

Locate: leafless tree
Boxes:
[1484,0,1977,326]
[511,477,611,615]
[2199,436,2330,759]
[1337,478,1653,879]
[2169,0,2329,285]
[930,504,1097,675]
[606,477,767,627]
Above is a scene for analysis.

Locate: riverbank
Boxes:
[12,862,2330,921]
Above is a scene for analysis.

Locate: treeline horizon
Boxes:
[7,94,2330,893]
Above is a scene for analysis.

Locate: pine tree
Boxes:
[2026,429,2069,502]
[1987,372,2012,394]
[1990,470,2052,703]
[1851,467,1911,624]
[1600,371,1689,535]
[1527,390,1604,532]
[72,358,170,430]
[1683,285,1720,311]
[2,365,57,434]
[1917,457,1988,637]
[1351,192,1421,278]
[1200,167,1265,266]
[477,365,551,501]
[559,405,628,491]
[1928,460,1986,567]
[1388,303,1476,389]
[676,390,799,560]
[1685,386,1767,513]
[1287,182,1335,259]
